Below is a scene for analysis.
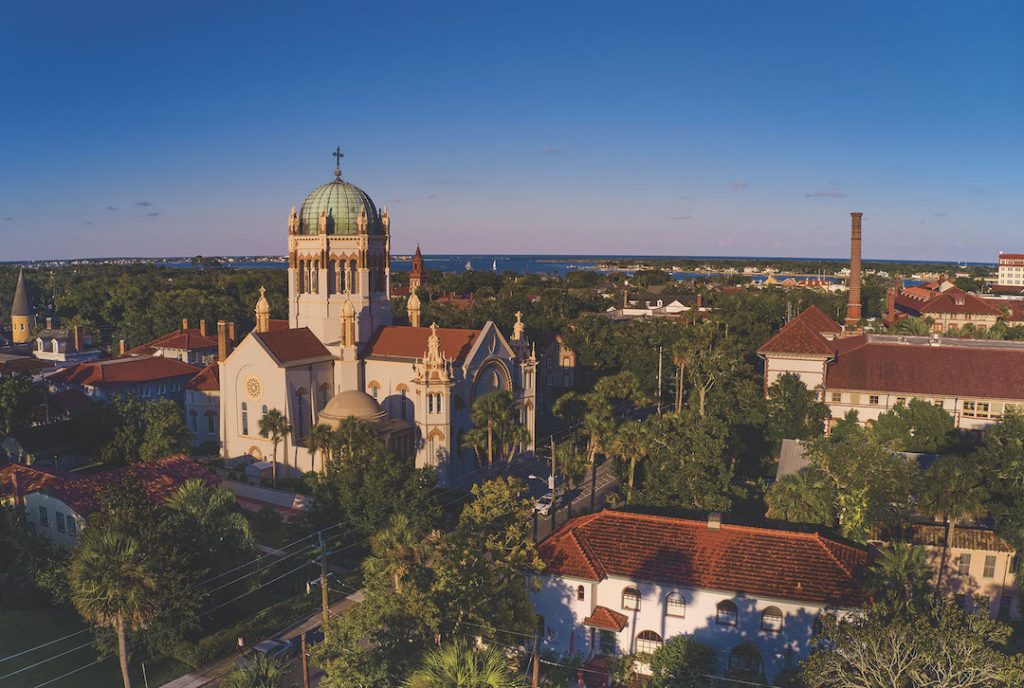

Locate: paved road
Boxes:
[159,590,363,688]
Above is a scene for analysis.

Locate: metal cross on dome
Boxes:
[333,147,344,179]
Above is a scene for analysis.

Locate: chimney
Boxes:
[72,325,83,353]
[45,317,53,330]
[199,319,207,337]
[707,512,722,530]
[119,339,126,356]
[886,288,896,325]
[227,322,236,343]
[217,320,229,361]
[182,318,189,331]
[845,212,863,328]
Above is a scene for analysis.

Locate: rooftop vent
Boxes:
[708,513,722,530]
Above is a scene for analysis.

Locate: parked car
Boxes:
[534,492,563,515]
[236,639,296,669]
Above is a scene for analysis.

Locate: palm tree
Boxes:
[764,469,837,526]
[70,532,161,688]
[605,420,649,504]
[470,391,512,466]
[166,479,253,568]
[918,456,989,596]
[307,423,334,473]
[364,513,428,595]
[893,317,933,336]
[866,543,933,614]
[220,653,290,688]
[405,639,524,688]
[258,408,291,488]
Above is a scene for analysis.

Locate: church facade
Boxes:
[219,154,536,484]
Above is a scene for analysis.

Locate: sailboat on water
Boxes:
[492,259,497,271]
[464,260,472,271]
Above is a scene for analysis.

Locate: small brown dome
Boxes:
[318,389,386,428]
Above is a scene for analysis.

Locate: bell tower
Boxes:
[10,268,33,344]
[288,148,392,345]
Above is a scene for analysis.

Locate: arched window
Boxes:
[716,600,738,626]
[295,389,309,441]
[635,630,662,655]
[577,585,585,601]
[369,384,379,400]
[622,587,641,611]
[206,410,217,434]
[761,606,783,632]
[400,388,408,420]
[188,409,197,432]
[665,592,685,618]
[319,383,330,409]
[729,645,762,673]
[241,402,249,435]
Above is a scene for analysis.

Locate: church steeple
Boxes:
[10,268,33,344]
[409,245,425,292]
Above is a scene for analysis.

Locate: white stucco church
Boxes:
[219,151,536,485]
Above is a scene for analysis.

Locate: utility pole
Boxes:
[318,530,329,640]
[550,436,557,532]
[657,346,663,414]
[300,633,310,688]
[531,631,541,688]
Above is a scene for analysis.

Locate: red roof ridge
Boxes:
[569,527,606,580]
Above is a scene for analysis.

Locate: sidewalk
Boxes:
[159,590,363,688]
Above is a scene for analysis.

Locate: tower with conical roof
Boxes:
[254,286,271,333]
[409,245,425,292]
[10,268,33,344]
[287,148,392,345]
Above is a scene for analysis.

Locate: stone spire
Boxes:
[409,245,425,292]
[254,286,271,333]
[408,290,421,328]
[10,268,33,344]
[511,311,525,341]
[11,268,29,317]
[340,298,356,347]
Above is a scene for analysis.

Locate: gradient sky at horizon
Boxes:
[1,1,1021,262]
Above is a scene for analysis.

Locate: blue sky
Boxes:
[1,1,1020,261]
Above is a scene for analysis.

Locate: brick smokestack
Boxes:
[845,212,863,328]
[217,320,229,361]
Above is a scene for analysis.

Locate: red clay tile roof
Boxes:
[899,288,1002,317]
[583,606,629,632]
[127,327,218,356]
[252,328,332,365]
[795,305,843,334]
[44,454,219,516]
[0,355,51,375]
[538,510,868,608]
[757,320,835,357]
[999,253,1024,260]
[47,356,200,387]
[982,298,1024,323]
[0,464,70,501]
[364,325,481,362]
[186,363,220,391]
[910,523,1014,553]
[826,337,1024,400]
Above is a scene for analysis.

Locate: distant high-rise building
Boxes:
[997,252,1024,287]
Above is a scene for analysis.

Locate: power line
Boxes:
[0,629,92,665]
[0,640,95,682]
[27,656,107,688]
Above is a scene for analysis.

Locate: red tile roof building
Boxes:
[46,356,200,402]
[530,510,868,681]
[127,326,219,364]
[364,325,481,362]
[760,307,1024,429]
[19,454,220,547]
[890,286,1002,333]
[998,252,1024,288]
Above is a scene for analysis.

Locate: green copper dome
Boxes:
[299,178,383,236]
